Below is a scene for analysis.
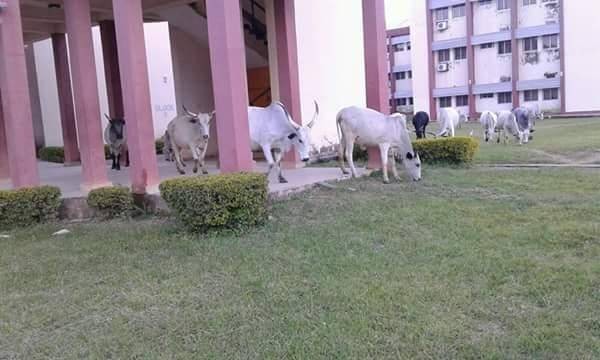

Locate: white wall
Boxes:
[394,48,411,65]
[432,7,467,41]
[473,1,511,35]
[294,0,366,150]
[518,41,560,81]
[475,45,512,84]
[435,51,468,88]
[394,77,413,93]
[563,1,600,112]
[476,94,513,113]
[410,0,432,115]
[519,1,559,28]
[519,91,560,112]
[33,39,63,147]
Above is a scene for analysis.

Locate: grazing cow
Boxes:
[103,114,129,171]
[249,101,319,183]
[496,111,524,144]
[166,106,215,175]
[513,106,542,143]
[337,107,421,184]
[437,108,468,137]
[412,111,430,139]
[479,111,498,143]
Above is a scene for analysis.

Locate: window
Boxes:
[439,97,452,108]
[409,97,414,105]
[394,72,401,80]
[399,72,406,80]
[480,93,494,99]
[543,88,559,100]
[406,42,412,50]
[435,8,449,21]
[456,95,469,106]
[452,4,466,18]
[497,0,510,10]
[480,43,494,49]
[523,0,536,5]
[524,37,538,52]
[524,90,539,102]
[407,71,413,79]
[479,0,493,5]
[454,47,467,60]
[438,49,450,62]
[498,92,512,104]
[498,40,512,55]
[398,98,407,106]
[394,43,405,52]
[543,34,559,49]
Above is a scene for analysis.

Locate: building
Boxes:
[387,27,414,114]
[402,0,600,119]
[0,0,391,193]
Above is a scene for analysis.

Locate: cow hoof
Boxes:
[178,170,185,175]
[279,177,288,184]
[202,170,209,175]
[182,162,187,167]
[341,170,350,175]
[383,179,390,184]
[193,168,198,174]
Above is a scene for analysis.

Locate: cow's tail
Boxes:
[336,112,347,170]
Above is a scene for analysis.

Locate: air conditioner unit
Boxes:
[436,21,449,31]
[437,63,449,72]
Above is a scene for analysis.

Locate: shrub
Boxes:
[87,186,134,219]
[0,186,62,229]
[104,145,111,160]
[412,137,479,165]
[352,146,369,162]
[160,173,268,233]
[155,139,165,155]
[38,146,65,163]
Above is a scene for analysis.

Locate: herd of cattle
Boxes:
[102,102,543,184]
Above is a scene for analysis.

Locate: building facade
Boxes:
[387,27,414,114]
[404,0,600,119]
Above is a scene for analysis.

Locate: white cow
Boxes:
[249,101,318,183]
[479,111,498,143]
[496,111,524,145]
[166,106,215,175]
[337,107,421,184]
[437,108,468,137]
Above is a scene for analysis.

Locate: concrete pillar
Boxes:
[274,0,303,167]
[559,0,566,113]
[63,0,110,191]
[426,6,437,120]
[25,46,45,149]
[112,0,160,194]
[0,0,40,188]
[206,0,254,173]
[466,1,476,117]
[99,20,124,118]
[362,0,388,170]
[510,0,520,108]
[0,93,9,183]
[51,33,80,165]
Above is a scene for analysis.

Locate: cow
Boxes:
[337,107,421,184]
[496,110,524,145]
[166,106,215,175]
[479,111,498,143]
[437,108,468,137]
[163,130,175,162]
[412,111,430,139]
[513,106,542,143]
[103,114,129,171]
[249,101,319,184]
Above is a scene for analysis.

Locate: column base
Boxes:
[281,160,306,170]
[366,147,382,170]
[64,161,82,167]
[0,178,12,189]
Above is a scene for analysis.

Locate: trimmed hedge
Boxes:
[0,186,62,229]
[155,139,165,155]
[160,173,268,233]
[38,146,65,163]
[87,186,134,219]
[412,137,479,165]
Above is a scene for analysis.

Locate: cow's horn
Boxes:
[307,100,319,129]
[279,102,300,130]
[104,113,111,121]
[182,105,196,117]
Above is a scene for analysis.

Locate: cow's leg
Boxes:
[261,144,275,179]
[116,152,121,171]
[198,144,209,175]
[345,140,358,178]
[173,145,186,175]
[379,143,391,184]
[125,148,130,167]
[272,148,287,183]
[190,143,200,173]
[110,152,116,170]
[338,134,349,175]
[389,150,400,181]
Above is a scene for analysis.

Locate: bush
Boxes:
[104,145,111,160]
[0,186,62,229]
[38,146,65,163]
[155,138,165,155]
[160,173,268,233]
[412,137,479,165]
[352,146,369,162]
[87,186,134,219]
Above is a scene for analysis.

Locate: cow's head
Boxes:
[400,150,422,181]
[184,106,215,140]
[105,114,125,140]
[283,101,319,162]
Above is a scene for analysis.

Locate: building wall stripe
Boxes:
[432,37,468,51]
[429,0,466,10]
[471,31,511,45]
[515,23,560,39]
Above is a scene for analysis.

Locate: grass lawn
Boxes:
[1,167,599,359]
[450,117,600,164]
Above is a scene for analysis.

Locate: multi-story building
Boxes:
[401,0,600,119]
[388,27,414,114]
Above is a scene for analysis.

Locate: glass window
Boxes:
[452,4,466,18]
[454,47,467,60]
[456,95,469,106]
[498,40,512,55]
[498,92,512,104]
[440,97,452,108]
[524,90,539,102]
[439,49,451,62]
[436,8,449,21]
[543,34,559,49]
[498,0,510,10]
[524,37,538,51]
[543,88,559,100]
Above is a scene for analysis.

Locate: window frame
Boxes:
[524,90,539,102]
[438,49,451,63]
[497,0,510,10]
[454,47,467,60]
[435,8,449,21]
[498,92,512,104]
[523,37,538,52]
[452,4,466,18]
[543,88,559,100]
[523,0,536,5]
[542,34,559,50]
[498,40,512,55]
[439,97,452,108]
[480,93,494,99]
[456,95,469,107]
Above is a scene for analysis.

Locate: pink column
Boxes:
[63,0,110,191]
[99,20,124,118]
[51,33,80,165]
[510,0,520,108]
[206,0,254,173]
[466,1,476,117]
[0,93,9,182]
[112,0,160,194]
[426,7,437,120]
[274,0,303,167]
[0,0,39,188]
[362,0,388,169]
[558,0,566,113]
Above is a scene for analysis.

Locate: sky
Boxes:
[385,0,410,29]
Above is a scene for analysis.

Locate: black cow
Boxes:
[412,111,430,139]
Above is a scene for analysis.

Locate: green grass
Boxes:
[451,117,600,164]
[1,168,599,359]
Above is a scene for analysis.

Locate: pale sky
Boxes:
[385,0,410,29]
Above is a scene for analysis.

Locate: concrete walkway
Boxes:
[478,163,600,169]
[0,160,360,198]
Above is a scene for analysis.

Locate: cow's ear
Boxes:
[189,118,198,124]
[288,133,297,140]
[406,152,414,160]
